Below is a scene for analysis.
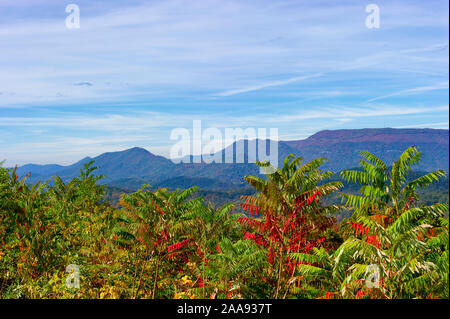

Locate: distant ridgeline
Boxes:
[102,169,449,210]
[13,128,449,206]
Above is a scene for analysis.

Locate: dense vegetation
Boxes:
[104,172,448,217]
[0,146,448,299]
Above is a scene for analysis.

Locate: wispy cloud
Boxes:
[73,82,93,87]
[214,73,323,97]
[264,105,450,123]
[394,122,449,129]
[368,81,449,102]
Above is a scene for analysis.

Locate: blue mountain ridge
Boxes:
[12,128,449,190]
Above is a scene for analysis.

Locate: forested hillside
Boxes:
[103,170,449,211]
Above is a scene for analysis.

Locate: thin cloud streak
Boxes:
[394,122,449,129]
[214,73,323,97]
[368,81,449,102]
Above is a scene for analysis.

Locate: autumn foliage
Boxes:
[0,146,448,299]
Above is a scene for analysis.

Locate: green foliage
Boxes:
[0,146,448,299]
[333,147,449,298]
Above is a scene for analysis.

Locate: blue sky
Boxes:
[0,0,448,165]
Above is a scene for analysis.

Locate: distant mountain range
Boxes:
[13,128,449,191]
[282,128,448,172]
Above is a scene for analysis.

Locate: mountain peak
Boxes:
[128,146,148,151]
[98,147,154,158]
[123,147,152,154]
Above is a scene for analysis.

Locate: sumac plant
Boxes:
[237,155,343,298]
